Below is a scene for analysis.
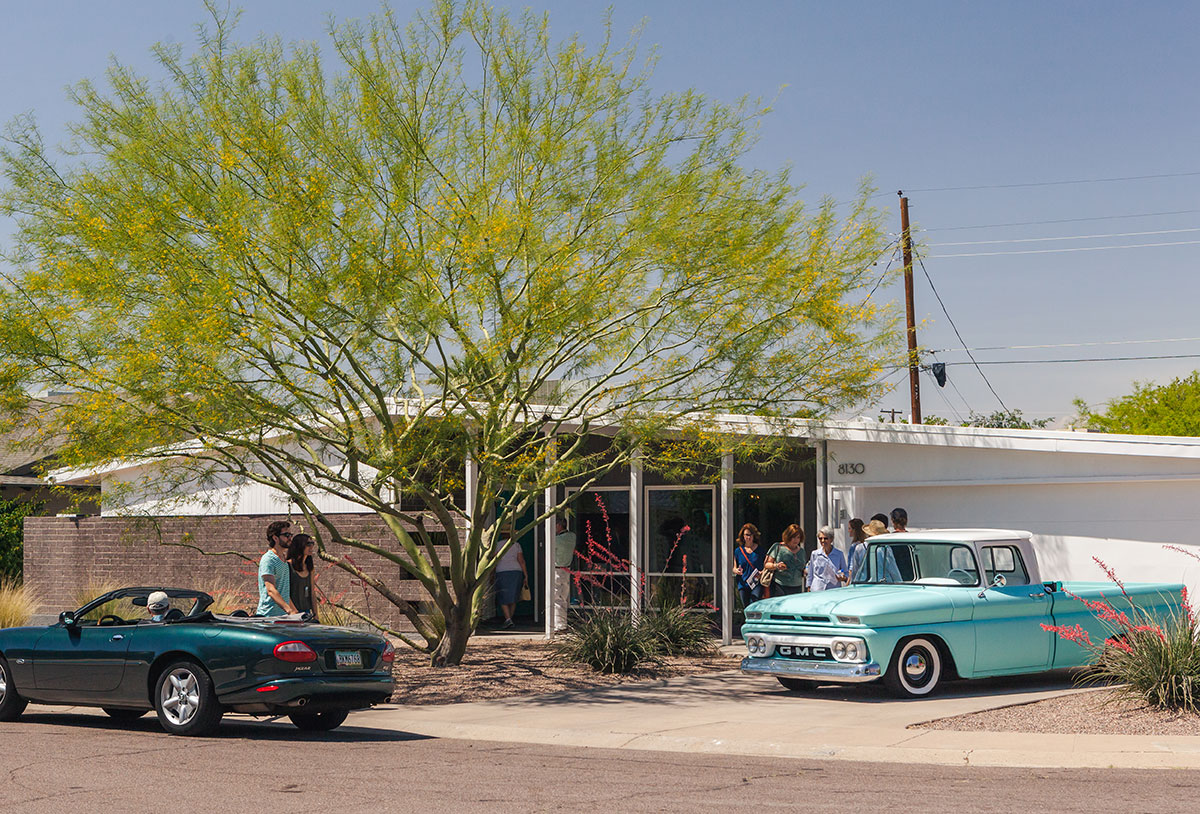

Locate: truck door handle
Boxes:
[110,634,124,641]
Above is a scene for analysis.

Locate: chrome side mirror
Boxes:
[977,574,1006,599]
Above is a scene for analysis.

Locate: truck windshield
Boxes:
[851,541,980,586]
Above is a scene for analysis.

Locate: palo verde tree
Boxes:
[1073,372,1200,436]
[0,2,898,664]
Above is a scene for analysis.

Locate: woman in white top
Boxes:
[494,527,528,630]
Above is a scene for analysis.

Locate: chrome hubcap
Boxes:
[904,652,928,679]
[160,668,200,726]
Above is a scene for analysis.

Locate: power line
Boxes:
[912,248,1009,412]
[931,238,1200,259]
[929,227,1200,248]
[929,336,1200,353]
[923,209,1200,233]
[940,353,1200,367]
[902,170,1200,194]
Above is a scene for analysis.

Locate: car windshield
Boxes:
[852,541,980,586]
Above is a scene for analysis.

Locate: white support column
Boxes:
[543,430,557,638]
[720,453,734,645]
[465,453,478,540]
[629,449,644,618]
[816,440,829,530]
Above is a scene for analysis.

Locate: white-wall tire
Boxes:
[884,637,942,698]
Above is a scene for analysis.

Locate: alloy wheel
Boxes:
[159,667,201,726]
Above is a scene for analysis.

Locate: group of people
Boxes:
[255,520,320,619]
[733,507,911,608]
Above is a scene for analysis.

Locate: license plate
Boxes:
[334,650,364,669]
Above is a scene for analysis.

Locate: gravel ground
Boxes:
[389,640,740,705]
[915,687,1200,736]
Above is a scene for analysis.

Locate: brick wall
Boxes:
[23,513,450,632]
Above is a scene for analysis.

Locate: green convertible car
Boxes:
[0,586,396,735]
[741,529,1182,697]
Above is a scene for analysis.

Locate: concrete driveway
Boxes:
[369,668,1200,769]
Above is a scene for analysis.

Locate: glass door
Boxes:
[645,486,715,610]
[567,487,631,609]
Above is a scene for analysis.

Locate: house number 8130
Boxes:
[837,463,865,475]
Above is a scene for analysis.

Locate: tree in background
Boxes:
[907,410,1051,429]
[0,1,898,664]
[1073,372,1200,436]
[0,498,41,580]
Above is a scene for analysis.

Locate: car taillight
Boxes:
[381,640,395,664]
[273,641,317,663]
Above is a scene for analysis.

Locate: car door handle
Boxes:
[110,634,124,641]
[1027,592,1046,598]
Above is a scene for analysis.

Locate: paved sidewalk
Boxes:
[366,669,1200,770]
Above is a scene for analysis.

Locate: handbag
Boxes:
[760,567,774,587]
[519,584,531,602]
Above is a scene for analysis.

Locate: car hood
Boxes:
[747,584,957,627]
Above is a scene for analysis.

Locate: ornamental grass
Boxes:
[552,608,661,674]
[0,578,38,628]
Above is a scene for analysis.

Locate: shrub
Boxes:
[553,608,661,674]
[1043,554,1200,713]
[638,604,718,657]
[0,578,37,628]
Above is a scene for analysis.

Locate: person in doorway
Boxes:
[764,524,808,596]
[257,520,298,617]
[732,523,766,610]
[494,524,528,630]
[806,526,847,592]
[890,507,909,533]
[847,518,868,581]
[552,516,576,631]
[287,532,318,622]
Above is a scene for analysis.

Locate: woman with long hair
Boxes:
[764,523,808,596]
[286,533,318,622]
[732,522,766,610]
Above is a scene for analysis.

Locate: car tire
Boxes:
[154,660,223,736]
[103,707,149,721]
[288,709,350,732]
[884,637,942,698]
[0,656,28,722]
[776,677,817,692]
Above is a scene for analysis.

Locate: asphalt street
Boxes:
[1,710,1199,813]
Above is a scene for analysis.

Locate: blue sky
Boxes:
[3,1,1198,424]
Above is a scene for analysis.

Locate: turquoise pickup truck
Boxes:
[740,529,1182,697]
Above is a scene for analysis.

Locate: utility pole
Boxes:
[899,192,921,424]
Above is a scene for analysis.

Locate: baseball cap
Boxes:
[147,591,170,612]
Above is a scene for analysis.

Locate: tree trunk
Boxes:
[430,603,473,667]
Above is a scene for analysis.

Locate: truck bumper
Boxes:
[740,656,882,683]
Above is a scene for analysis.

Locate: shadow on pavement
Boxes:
[14,710,431,743]
[476,667,1086,709]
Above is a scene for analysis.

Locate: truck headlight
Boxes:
[746,611,762,620]
[831,637,867,663]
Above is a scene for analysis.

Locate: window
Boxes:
[981,545,1029,586]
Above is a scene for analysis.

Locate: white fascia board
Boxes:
[49,401,1200,486]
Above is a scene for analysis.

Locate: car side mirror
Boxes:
[977,574,1006,599]
[59,611,77,627]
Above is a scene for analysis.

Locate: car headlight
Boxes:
[833,641,847,659]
